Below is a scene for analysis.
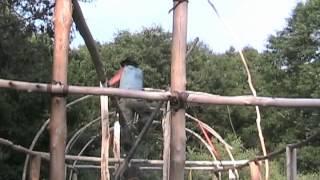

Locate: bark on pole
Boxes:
[50,0,72,180]
[170,0,188,179]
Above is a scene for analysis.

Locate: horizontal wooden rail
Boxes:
[0,136,247,168]
[1,79,320,107]
[2,131,319,172]
[68,165,240,171]
[0,79,169,101]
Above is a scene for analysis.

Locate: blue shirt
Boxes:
[119,65,143,90]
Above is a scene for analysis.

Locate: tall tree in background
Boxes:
[263,0,320,172]
[0,2,53,179]
[0,0,54,36]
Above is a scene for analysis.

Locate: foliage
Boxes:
[1,0,320,179]
[0,3,53,178]
[0,0,54,37]
[262,0,320,153]
[298,173,320,180]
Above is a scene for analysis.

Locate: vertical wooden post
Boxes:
[50,0,72,180]
[170,0,188,179]
[29,155,41,180]
[113,121,121,169]
[162,102,171,180]
[286,146,297,180]
[100,83,110,180]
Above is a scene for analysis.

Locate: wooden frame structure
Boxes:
[1,0,320,180]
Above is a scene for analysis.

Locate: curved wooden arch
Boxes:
[68,135,99,180]
[65,117,100,153]
[22,94,234,179]
[22,95,92,180]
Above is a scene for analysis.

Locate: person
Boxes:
[108,56,152,151]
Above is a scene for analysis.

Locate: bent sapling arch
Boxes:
[68,135,99,180]
[65,117,100,153]
[22,95,92,180]
[21,92,238,179]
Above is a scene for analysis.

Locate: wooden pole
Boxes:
[69,165,232,171]
[72,0,106,82]
[72,0,128,135]
[170,0,188,179]
[163,102,171,180]
[2,129,319,172]
[50,0,72,179]
[0,137,251,168]
[100,83,110,180]
[29,155,41,180]
[286,146,297,180]
[4,79,320,107]
[68,136,97,180]
[65,117,101,153]
[113,121,121,170]
[22,120,49,180]
[23,95,92,180]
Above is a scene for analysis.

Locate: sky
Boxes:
[71,0,305,53]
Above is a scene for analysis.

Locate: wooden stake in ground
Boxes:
[49,0,72,179]
[170,0,188,179]
[113,121,121,170]
[286,146,297,180]
[162,102,171,180]
[100,83,110,180]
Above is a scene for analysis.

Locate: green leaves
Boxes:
[1,0,320,178]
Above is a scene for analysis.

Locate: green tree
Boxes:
[0,5,53,179]
[261,0,320,173]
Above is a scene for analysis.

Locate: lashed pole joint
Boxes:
[170,91,189,111]
[48,81,69,97]
[169,0,189,13]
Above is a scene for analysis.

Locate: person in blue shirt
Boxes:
[108,56,151,151]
